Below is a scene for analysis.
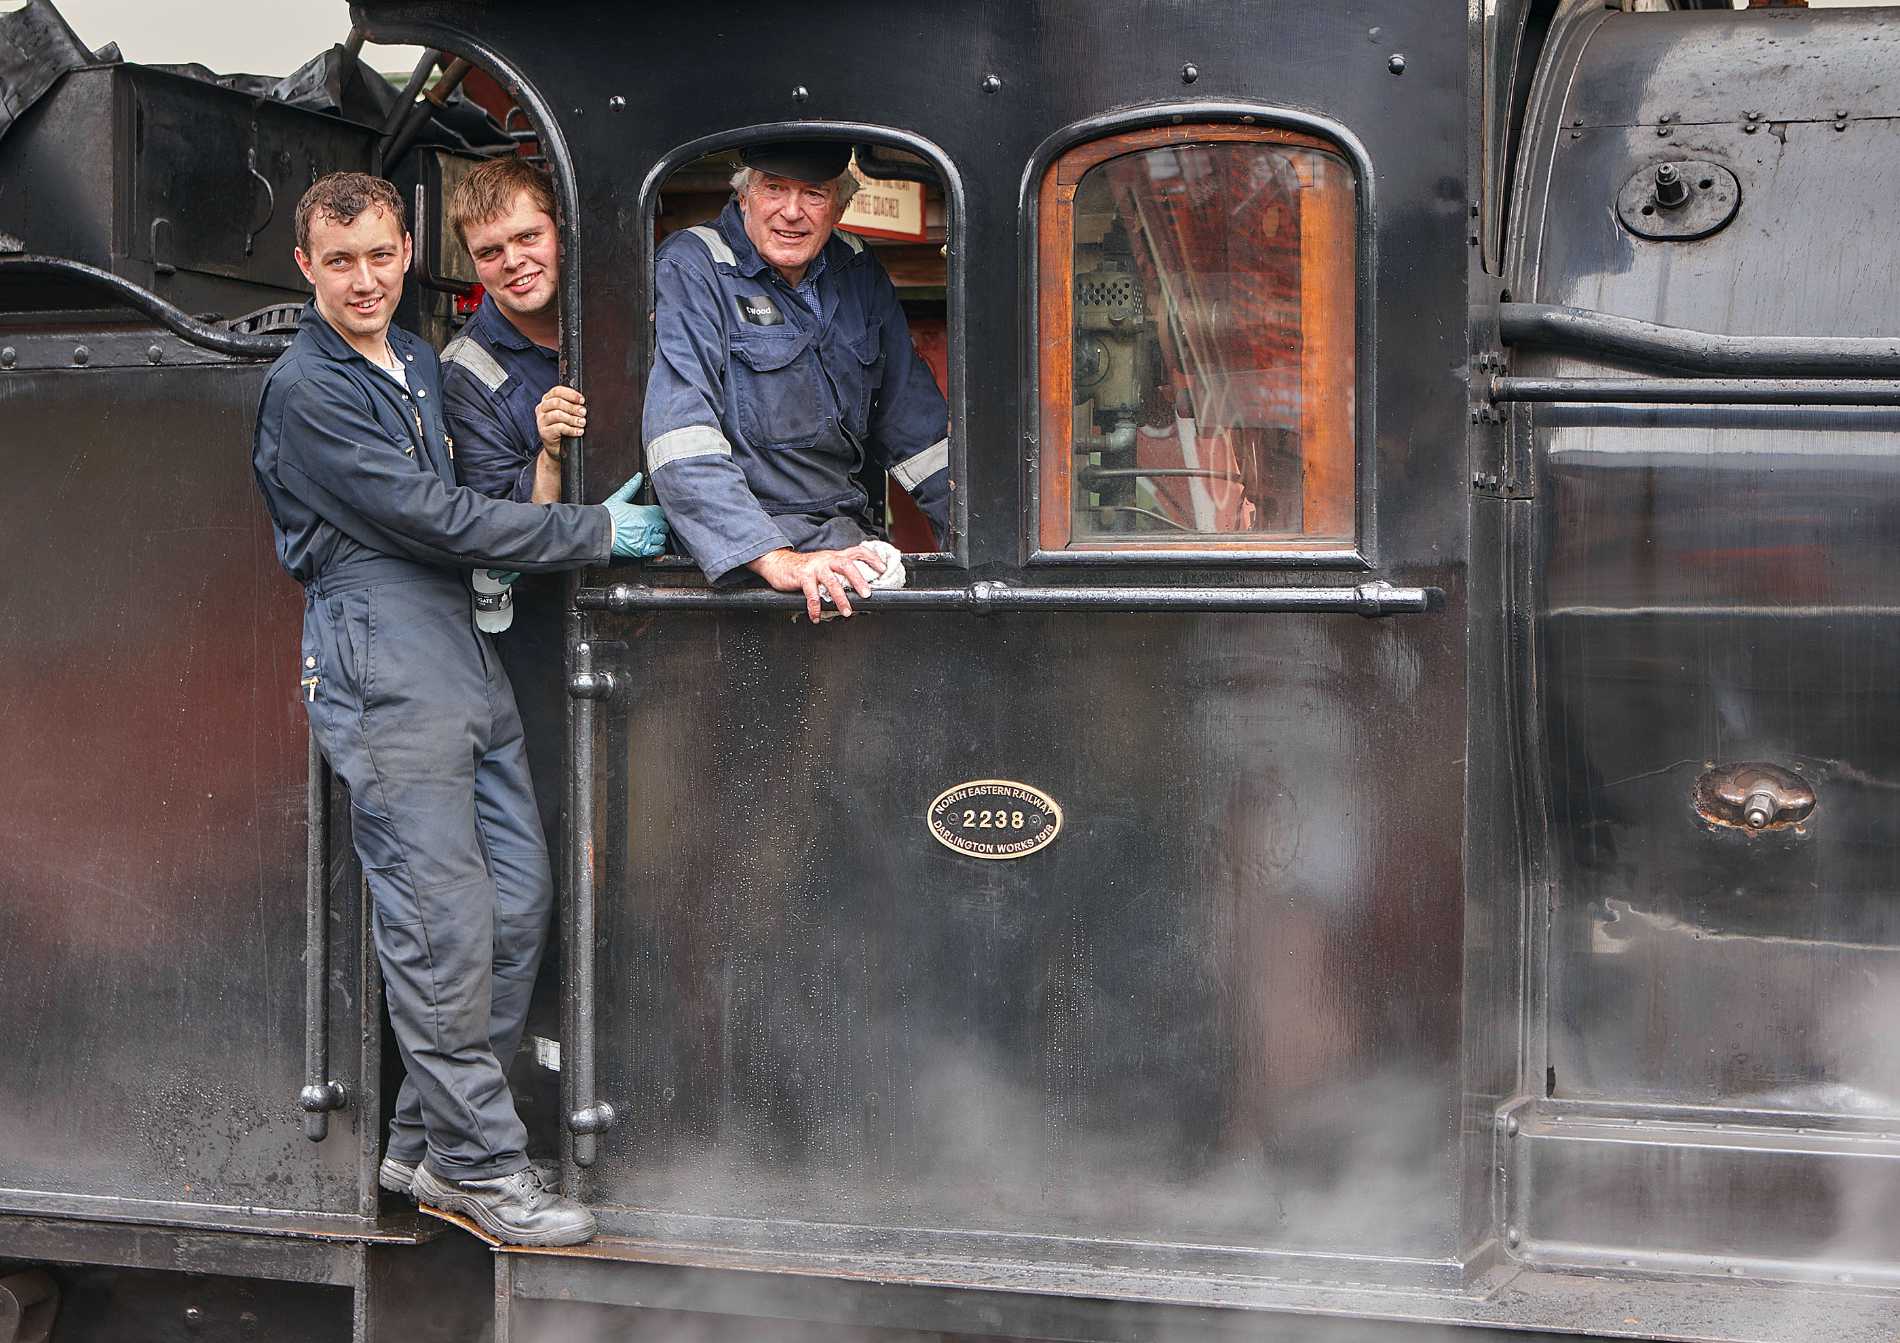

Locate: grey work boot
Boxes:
[380,1154,561,1196]
[410,1164,597,1247]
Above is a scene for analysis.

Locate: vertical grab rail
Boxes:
[299,732,348,1139]
[565,638,617,1166]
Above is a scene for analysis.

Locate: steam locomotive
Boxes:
[2,0,1896,1339]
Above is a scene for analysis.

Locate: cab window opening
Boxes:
[649,141,953,560]
[1038,124,1358,554]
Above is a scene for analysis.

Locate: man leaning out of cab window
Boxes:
[643,141,950,621]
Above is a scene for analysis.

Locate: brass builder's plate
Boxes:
[927,779,1063,860]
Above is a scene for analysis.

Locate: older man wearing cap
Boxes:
[643,141,950,620]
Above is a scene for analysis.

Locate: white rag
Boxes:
[813,540,906,620]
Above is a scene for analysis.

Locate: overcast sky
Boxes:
[41,1,425,77]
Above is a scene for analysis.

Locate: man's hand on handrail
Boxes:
[747,545,886,621]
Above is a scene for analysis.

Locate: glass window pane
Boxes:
[1041,133,1356,551]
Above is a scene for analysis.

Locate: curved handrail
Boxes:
[1498,303,1900,379]
[0,255,293,359]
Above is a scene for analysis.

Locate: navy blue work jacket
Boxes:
[643,201,950,582]
[440,294,559,504]
[253,304,611,587]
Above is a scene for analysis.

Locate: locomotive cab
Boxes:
[1,1,1897,1340]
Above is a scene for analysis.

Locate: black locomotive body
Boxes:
[1,1,1896,1340]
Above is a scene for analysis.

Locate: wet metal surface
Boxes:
[0,356,368,1222]
[1510,0,1900,1282]
[496,1234,1900,1343]
[359,0,1473,1296]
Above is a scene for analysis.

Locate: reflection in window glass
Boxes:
[1041,132,1356,551]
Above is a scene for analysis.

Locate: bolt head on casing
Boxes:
[1617,160,1740,241]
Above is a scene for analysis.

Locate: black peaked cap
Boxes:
[740,140,853,183]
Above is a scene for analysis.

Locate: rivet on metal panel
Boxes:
[184,1306,204,1328]
[791,85,809,103]
[0,347,14,369]
[1387,53,1405,75]
[1744,122,1759,134]
[1506,1115,1520,1137]
[147,344,164,364]
[1506,1226,1522,1248]
[981,74,1002,93]
[1180,63,1198,84]
[1834,119,1847,132]
[609,95,625,109]
[1659,112,1675,124]
[71,345,89,366]
[1656,125,1672,138]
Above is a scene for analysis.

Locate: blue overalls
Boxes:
[440,293,559,504]
[439,291,570,1090]
[643,200,951,582]
[252,305,611,1180]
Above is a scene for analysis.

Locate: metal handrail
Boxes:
[0,255,293,359]
[299,733,348,1140]
[563,638,616,1166]
[1498,302,1900,379]
[576,579,1440,617]
[1491,376,1900,407]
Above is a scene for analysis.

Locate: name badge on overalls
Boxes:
[734,294,785,327]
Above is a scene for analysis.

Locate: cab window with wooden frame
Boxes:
[1037,125,1358,555]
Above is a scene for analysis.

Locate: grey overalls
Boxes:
[253,306,611,1179]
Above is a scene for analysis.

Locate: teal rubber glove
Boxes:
[604,472,669,559]
[485,570,520,587]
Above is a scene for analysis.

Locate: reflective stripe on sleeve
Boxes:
[440,336,508,393]
[889,437,949,491]
[646,423,733,471]
[683,226,738,267]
